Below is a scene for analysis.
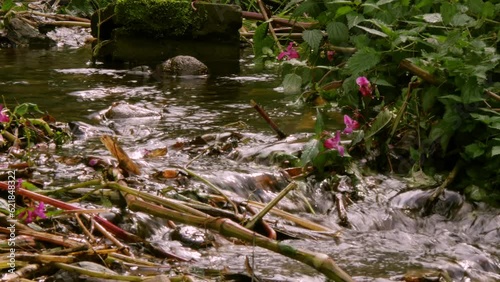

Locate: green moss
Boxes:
[114,0,206,37]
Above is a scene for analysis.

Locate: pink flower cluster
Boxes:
[356,76,373,97]
[323,115,359,157]
[18,202,47,224]
[278,42,300,61]
[0,105,10,122]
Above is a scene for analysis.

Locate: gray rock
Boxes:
[155,55,208,76]
[6,17,55,47]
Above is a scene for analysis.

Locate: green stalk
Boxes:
[245,181,297,230]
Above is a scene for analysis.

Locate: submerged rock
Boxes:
[155,55,208,77]
[98,102,161,120]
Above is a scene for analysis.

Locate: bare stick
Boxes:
[257,0,282,52]
[250,100,287,139]
[245,181,297,230]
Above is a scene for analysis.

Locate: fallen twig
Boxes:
[127,199,354,281]
[485,89,500,101]
[53,262,146,282]
[422,162,461,216]
[251,99,287,140]
[399,59,442,85]
[245,181,297,230]
[257,0,282,52]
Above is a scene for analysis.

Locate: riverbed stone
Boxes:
[5,16,55,47]
[155,55,208,76]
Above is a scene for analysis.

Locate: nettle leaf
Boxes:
[422,86,439,112]
[293,0,322,17]
[335,6,353,18]
[464,142,485,159]
[364,108,393,140]
[376,0,396,5]
[327,21,349,45]
[492,146,500,157]
[422,13,442,23]
[451,14,475,27]
[355,25,388,38]
[300,139,320,166]
[346,48,381,75]
[467,0,484,15]
[346,13,365,29]
[440,2,457,25]
[302,29,323,53]
[461,77,484,104]
[482,2,495,19]
[373,78,393,87]
[364,19,394,37]
[282,73,302,94]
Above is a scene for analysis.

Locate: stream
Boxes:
[1,45,499,281]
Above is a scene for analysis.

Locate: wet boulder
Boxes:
[5,16,55,47]
[155,55,208,77]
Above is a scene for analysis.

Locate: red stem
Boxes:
[0,182,142,243]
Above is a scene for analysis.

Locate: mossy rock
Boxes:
[114,0,241,40]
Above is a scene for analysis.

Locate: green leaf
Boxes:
[461,77,483,104]
[492,146,500,157]
[346,48,381,75]
[2,0,14,12]
[364,19,394,37]
[422,13,442,23]
[464,142,485,159]
[282,73,302,94]
[300,139,320,166]
[315,108,324,137]
[346,13,365,29]
[422,86,439,112]
[13,103,44,117]
[440,2,457,25]
[438,95,462,103]
[481,2,495,19]
[364,108,393,140]
[355,25,388,38]
[335,6,353,18]
[327,22,349,45]
[450,14,475,27]
[376,0,396,5]
[253,23,270,58]
[302,29,323,53]
[467,0,484,15]
[293,0,322,17]
[373,78,394,87]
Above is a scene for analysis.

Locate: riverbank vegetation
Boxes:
[252,0,500,205]
[0,0,499,281]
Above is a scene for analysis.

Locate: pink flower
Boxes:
[18,202,47,224]
[0,105,10,122]
[356,76,373,97]
[278,42,300,61]
[324,130,344,157]
[343,115,359,134]
[327,50,335,62]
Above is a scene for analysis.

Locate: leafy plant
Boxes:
[254,0,500,204]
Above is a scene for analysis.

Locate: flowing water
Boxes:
[1,45,499,281]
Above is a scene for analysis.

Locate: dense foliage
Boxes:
[254,0,500,204]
